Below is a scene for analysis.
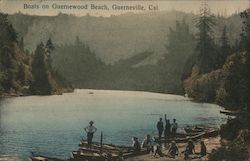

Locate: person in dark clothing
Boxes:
[154,144,164,157]
[183,139,195,160]
[200,141,207,156]
[164,114,171,140]
[84,121,97,148]
[141,134,154,153]
[186,140,195,154]
[132,137,141,152]
[171,119,178,137]
[157,118,164,141]
[168,141,179,158]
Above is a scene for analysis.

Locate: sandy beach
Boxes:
[127,137,221,161]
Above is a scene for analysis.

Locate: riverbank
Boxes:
[127,137,221,161]
[0,87,74,98]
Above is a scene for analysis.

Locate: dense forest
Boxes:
[181,5,250,161]
[0,13,72,96]
[7,10,244,94]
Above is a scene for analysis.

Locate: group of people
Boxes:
[157,114,178,140]
[139,134,207,160]
[83,120,207,160]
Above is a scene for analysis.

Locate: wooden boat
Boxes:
[72,148,148,161]
[220,110,237,116]
[184,126,219,137]
[155,132,206,143]
[73,140,148,161]
[29,156,64,161]
[155,126,219,143]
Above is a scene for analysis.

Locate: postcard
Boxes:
[0,0,249,161]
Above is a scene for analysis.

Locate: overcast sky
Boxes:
[1,0,249,17]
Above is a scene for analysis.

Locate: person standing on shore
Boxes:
[84,121,97,148]
[157,118,164,141]
[171,119,178,137]
[164,114,171,140]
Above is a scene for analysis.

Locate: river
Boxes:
[0,89,227,160]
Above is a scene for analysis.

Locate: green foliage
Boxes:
[52,37,105,87]
[19,37,24,51]
[0,13,18,45]
[0,13,29,94]
[163,20,196,93]
[30,43,52,95]
[218,26,231,67]
[239,9,250,52]
[194,3,218,73]
[215,52,250,109]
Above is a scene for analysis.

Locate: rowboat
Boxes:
[72,139,148,161]
[155,132,206,143]
[29,156,64,161]
[220,110,237,116]
[155,126,219,143]
[184,126,219,137]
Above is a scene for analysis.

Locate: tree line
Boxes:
[0,13,72,96]
[180,4,250,160]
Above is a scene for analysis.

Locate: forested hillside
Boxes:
[8,11,242,64]
[181,5,250,160]
[0,13,72,96]
[8,11,244,94]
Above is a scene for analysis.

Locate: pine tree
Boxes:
[75,36,82,46]
[45,37,55,70]
[45,37,55,54]
[194,2,217,73]
[19,37,24,51]
[218,26,231,66]
[30,43,52,95]
[17,64,26,85]
[239,8,250,52]
[0,13,18,45]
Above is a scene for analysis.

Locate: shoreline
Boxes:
[127,136,221,161]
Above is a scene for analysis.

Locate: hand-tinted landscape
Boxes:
[0,1,249,161]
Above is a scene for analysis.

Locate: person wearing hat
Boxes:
[156,118,164,141]
[84,121,97,148]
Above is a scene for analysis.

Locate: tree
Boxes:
[239,9,250,52]
[45,37,55,54]
[163,20,196,93]
[75,36,82,46]
[19,37,24,51]
[30,43,52,95]
[218,26,231,66]
[194,2,217,73]
[45,37,55,70]
[0,13,18,45]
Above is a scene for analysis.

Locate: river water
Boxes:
[0,89,227,160]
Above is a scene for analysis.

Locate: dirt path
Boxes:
[126,137,221,161]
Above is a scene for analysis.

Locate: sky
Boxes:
[0,0,249,17]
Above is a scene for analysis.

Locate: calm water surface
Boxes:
[0,89,227,160]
